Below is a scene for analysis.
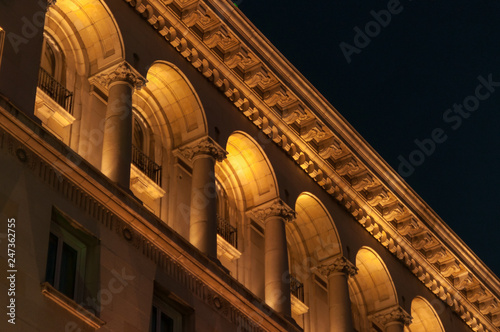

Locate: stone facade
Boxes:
[0,1,499,332]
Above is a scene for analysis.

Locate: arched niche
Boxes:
[350,247,399,331]
[47,0,125,76]
[287,193,342,277]
[140,61,208,148]
[405,297,445,332]
[215,131,279,296]
[217,131,279,210]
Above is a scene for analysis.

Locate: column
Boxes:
[251,199,296,316]
[317,257,358,332]
[99,62,145,189]
[179,137,226,258]
[371,306,412,332]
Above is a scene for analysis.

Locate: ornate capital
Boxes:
[316,256,358,277]
[370,307,412,327]
[94,62,146,90]
[249,199,296,223]
[178,137,227,162]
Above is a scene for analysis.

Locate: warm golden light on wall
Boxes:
[406,297,445,332]
[222,132,278,208]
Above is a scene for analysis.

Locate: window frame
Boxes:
[45,208,99,305]
[0,27,4,72]
[149,290,194,332]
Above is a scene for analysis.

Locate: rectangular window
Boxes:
[0,27,4,72]
[150,292,193,332]
[45,208,99,304]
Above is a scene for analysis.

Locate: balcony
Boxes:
[290,274,309,315]
[132,145,162,186]
[130,145,165,200]
[35,68,75,129]
[38,67,74,115]
[216,215,241,261]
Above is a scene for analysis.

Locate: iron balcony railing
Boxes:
[290,274,304,302]
[37,67,74,114]
[132,145,162,186]
[216,215,237,249]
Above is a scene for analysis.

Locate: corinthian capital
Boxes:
[249,199,296,223]
[94,62,146,90]
[370,306,412,327]
[316,256,358,277]
[178,137,227,162]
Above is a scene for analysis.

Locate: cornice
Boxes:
[118,1,499,331]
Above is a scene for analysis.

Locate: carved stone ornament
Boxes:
[249,198,296,223]
[95,62,146,90]
[178,137,227,162]
[316,256,358,277]
[370,306,412,327]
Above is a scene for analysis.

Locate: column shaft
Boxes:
[189,155,217,257]
[328,272,355,332]
[101,81,133,188]
[265,215,291,316]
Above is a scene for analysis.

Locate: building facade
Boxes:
[0,0,499,331]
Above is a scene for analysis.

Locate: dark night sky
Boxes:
[238,0,500,276]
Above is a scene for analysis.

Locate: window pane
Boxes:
[150,306,157,332]
[160,312,174,332]
[59,242,78,299]
[45,233,58,286]
[41,41,56,77]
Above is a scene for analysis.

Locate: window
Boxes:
[150,293,193,332]
[40,33,66,83]
[131,111,162,186]
[45,208,99,304]
[0,27,4,72]
[37,33,74,114]
[215,180,237,248]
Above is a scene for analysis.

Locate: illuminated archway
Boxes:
[140,62,208,148]
[288,193,342,274]
[217,131,279,210]
[405,297,445,332]
[47,0,125,75]
[350,247,399,331]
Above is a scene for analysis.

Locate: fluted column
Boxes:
[97,62,145,189]
[317,257,358,332]
[251,199,296,316]
[371,306,412,332]
[179,137,226,258]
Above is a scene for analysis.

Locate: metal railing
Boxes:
[216,215,237,248]
[132,145,162,186]
[290,274,304,302]
[37,67,74,114]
